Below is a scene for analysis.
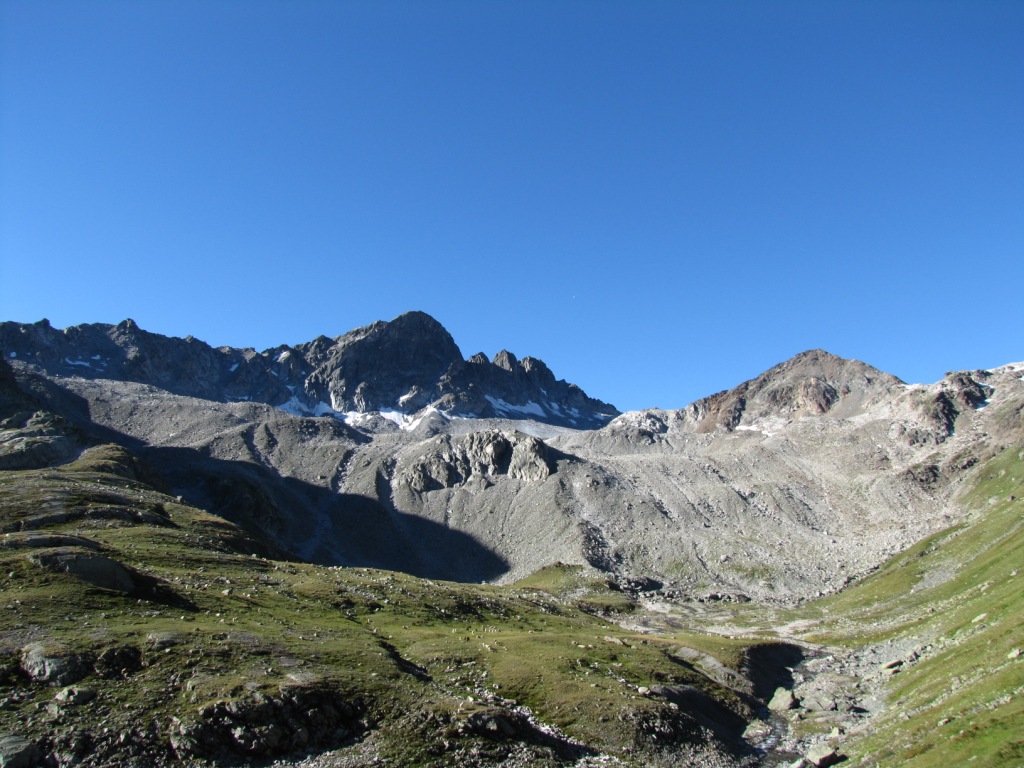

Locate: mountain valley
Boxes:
[1,312,1021,767]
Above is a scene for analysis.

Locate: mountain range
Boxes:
[1,312,1021,768]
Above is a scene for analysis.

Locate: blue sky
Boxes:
[2,1,1022,412]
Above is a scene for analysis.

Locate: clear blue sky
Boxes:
[2,1,1022,412]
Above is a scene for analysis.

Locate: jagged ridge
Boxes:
[0,312,619,429]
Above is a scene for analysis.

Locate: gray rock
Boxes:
[147,631,186,650]
[29,550,135,592]
[806,744,842,767]
[801,693,837,712]
[54,685,96,705]
[0,735,38,768]
[768,687,798,711]
[20,643,88,686]
[1,533,101,551]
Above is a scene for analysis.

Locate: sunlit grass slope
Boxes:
[794,443,1024,767]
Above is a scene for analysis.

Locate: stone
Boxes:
[801,693,837,712]
[806,744,842,767]
[768,687,798,711]
[20,643,88,686]
[29,550,135,593]
[147,631,186,650]
[54,686,96,706]
[0,735,38,768]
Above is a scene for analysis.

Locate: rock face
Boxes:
[0,312,618,429]
[398,430,553,492]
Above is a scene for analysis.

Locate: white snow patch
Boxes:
[312,401,338,417]
[7,352,14,359]
[276,396,311,417]
[397,390,417,407]
[228,363,239,372]
[63,358,93,368]
[276,351,292,363]
[343,407,449,432]
[376,409,406,429]
[342,411,375,428]
[91,355,101,360]
[484,396,546,417]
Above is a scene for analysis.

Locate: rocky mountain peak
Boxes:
[492,350,518,371]
[0,312,618,429]
[679,349,905,433]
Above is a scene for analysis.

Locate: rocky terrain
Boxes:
[1,312,1021,767]
[2,314,1020,601]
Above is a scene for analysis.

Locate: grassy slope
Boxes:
[5,435,1022,766]
[0,445,758,766]
[788,443,1024,767]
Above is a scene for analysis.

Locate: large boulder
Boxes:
[20,643,89,686]
[29,550,136,592]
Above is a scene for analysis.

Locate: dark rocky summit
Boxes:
[0,312,618,428]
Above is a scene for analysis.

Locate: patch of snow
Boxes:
[228,363,239,372]
[342,407,449,432]
[484,396,546,417]
[7,352,14,359]
[376,409,406,429]
[276,351,292,363]
[397,389,417,407]
[342,411,376,428]
[63,357,93,368]
[312,401,338,417]
[91,354,101,360]
[276,396,311,417]
[977,399,991,409]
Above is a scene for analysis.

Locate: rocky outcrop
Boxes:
[0,356,82,469]
[168,686,363,760]
[20,643,90,687]
[399,430,554,492]
[28,549,137,592]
